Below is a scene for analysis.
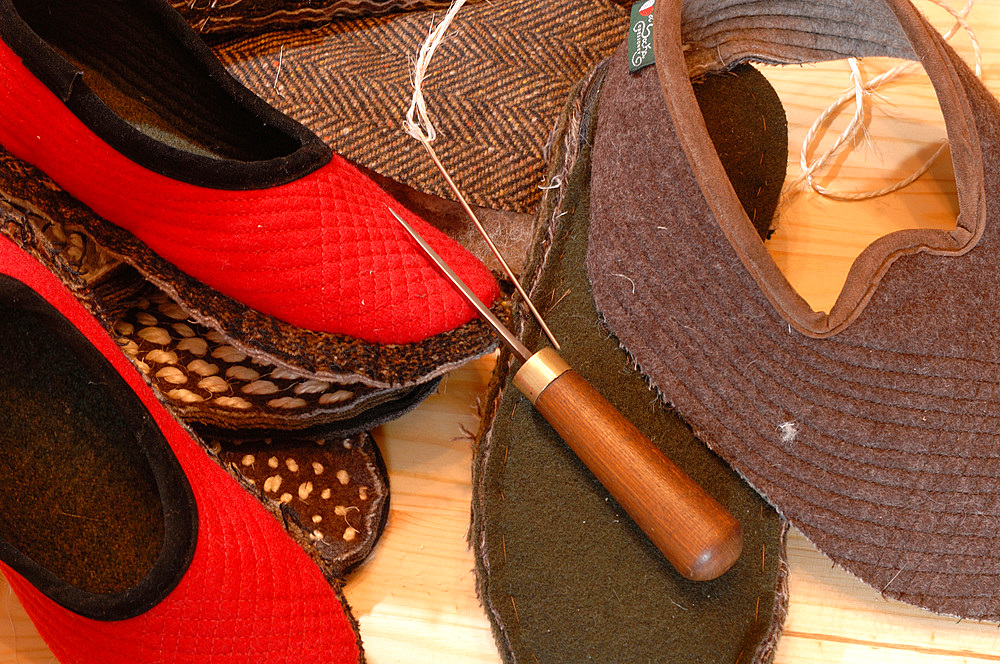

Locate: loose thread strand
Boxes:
[794,0,981,202]
[403,0,561,351]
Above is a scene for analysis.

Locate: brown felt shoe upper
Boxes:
[588,0,1000,620]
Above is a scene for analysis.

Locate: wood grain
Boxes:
[3,1,1000,662]
[524,355,742,581]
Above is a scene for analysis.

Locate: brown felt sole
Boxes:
[471,60,789,664]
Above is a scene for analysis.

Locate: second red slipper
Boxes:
[0,230,362,663]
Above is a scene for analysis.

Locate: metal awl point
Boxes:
[387,207,532,363]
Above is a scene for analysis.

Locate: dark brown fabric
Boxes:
[472,62,788,664]
[173,0,466,37]
[588,0,1000,620]
[214,0,630,214]
[0,299,163,594]
[0,265,199,621]
[212,431,389,576]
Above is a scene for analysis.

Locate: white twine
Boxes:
[794,0,981,202]
[404,0,468,144]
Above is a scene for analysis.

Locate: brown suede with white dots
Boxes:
[210,432,389,573]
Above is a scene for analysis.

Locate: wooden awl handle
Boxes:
[514,348,743,581]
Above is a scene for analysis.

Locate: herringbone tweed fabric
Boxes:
[172,0,466,37]
[214,0,629,213]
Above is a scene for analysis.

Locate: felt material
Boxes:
[212,430,389,575]
[3,154,446,428]
[0,0,501,344]
[0,91,502,392]
[4,0,326,190]
[0,231,362,661]
[472,61,788,664]
[588,0,1000,620]
[0,280,168,599]
[78,202,505,387]
[214,0,630,214]
[173,0,470,37]
[0,143,506,396]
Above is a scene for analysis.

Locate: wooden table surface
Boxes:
[4,1,1000,662]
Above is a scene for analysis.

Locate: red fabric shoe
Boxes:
[0,0,498,345]
[0,232,361,663]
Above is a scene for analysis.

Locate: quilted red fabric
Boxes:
[0,39,498,344]
[0,234,360,663]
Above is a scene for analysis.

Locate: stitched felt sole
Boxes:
[471,59,789,664]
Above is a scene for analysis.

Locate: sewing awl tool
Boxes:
[389,208,743,581]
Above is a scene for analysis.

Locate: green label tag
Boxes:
[628,0,656,73]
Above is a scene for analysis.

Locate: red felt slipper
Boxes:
[0,0,498,345]
[0,232,361,662]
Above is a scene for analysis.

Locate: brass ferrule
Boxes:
[513,347,571,404]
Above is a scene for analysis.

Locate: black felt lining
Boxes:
[0,0,330,190]
[0,273,197,621]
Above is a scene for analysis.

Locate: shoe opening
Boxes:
[761,55,959,315]
[669,0,971,334]
[12,0,302,163]
[0,275,165,596]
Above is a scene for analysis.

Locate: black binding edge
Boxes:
[0,0,331,190]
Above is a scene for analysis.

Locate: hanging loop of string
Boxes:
[403,0,467,144]
[794,0,981,202]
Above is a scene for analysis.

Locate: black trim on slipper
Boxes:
[0,0,331,190]
[0,274,198,621]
